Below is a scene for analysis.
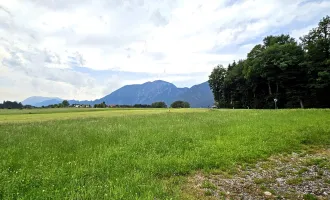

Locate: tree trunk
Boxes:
[300,99,304,109]
[323,26,329,59]
[276,82,279,95]
[268,81,272,95]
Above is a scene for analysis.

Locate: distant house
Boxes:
[211,105,217,109]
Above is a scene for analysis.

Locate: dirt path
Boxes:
[183,148,330,200]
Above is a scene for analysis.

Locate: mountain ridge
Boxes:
[22,96,62,107]
[23,80,214,108]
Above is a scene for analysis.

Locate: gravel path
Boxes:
[187,148,330,200]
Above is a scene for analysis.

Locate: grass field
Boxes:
[0,108,329,199]
[0,108,201,124]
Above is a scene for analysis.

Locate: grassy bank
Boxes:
[0,109,329,199]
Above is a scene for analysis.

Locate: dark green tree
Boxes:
[0,101,23,109]
[170,101,190,108]
[261,35,306,108]
[62,100,70,107]
[208,65,227,108]
[94,101,107,108]
[300,15,330,107]
[151,102,167,108]
[208,18,330,109]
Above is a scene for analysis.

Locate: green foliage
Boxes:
[0,109,329,199]
[170,100,190,108]
[94,101,107,108]
[45,102,71,109]
[0,101,23,109]
[201,180,216,190]
[300,16,330,107]
[208,65,227,107]
[296,167,309,175]
[286,177,303,185]
[209,16,330,108]
[151,101,167,108]
[303,193,318,200]
[133,104,152,108]
[62,100,69,107]
[204,190,213,196]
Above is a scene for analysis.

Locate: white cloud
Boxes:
[291,25,316,40]
[0,0,329,101]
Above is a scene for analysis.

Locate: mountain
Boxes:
[68,100,93,105]
[22,96,62,106]
[177,82,214,108]
[34,99,63,107]
[95,80,190,106]
[23,80,214,107]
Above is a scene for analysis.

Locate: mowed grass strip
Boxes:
[0,109,329,199]
[0,108,205,124]
[0,108,111,115]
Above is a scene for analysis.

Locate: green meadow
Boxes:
[0,108,329,199]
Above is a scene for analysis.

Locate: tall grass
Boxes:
[0,109,329,199]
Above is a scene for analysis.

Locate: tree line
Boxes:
[93,101,190,108]
[0,100,191,109]
[17,101,190,109]
[0,101,23,109]
[43,100,70,108]
[208,16,330,109]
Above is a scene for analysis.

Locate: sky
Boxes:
[1,0,329,102]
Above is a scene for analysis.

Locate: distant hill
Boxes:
[23,80,214,108]
[177,82,214,108]
[68,100,94,105]
[22,96,62,106]
[94,80,189,106]
[35,99,63,107]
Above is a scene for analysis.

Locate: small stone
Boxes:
[323,192,328,196]
[276,178,284,182]
[264,191,272,196]
[226,191,230,195]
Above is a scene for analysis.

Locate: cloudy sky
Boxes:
[1,0,329,101]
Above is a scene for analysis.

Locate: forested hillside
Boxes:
[209,16,330,109]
